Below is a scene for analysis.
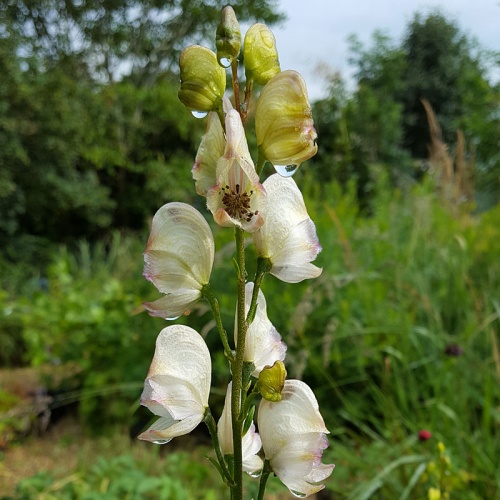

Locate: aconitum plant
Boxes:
[138,6,334,499]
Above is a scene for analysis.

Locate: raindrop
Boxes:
[219,57,231,68]
[274,164,298,177]
[248,471,261,479]
[165,315,181,320]
[152,439,170,445]
[191,110,208,119]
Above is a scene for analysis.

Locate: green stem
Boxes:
[203,409,234,486]
[231,227,248,500]
[257,460,273,500]
[231,59,241,118]
[202,283,234,361]
[246,257,272,325]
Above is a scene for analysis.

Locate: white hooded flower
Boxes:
[207,109,266,232]
[143,202,215,319]
[236,282,286,376]
[253,174,322,283]
[217,382,263,475]
[258,380,334,497]
[138,325,211,444]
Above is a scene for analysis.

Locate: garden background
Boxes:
[1,1,499,498]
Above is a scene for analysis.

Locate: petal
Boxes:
[192,112,225,196]
[217,383,263,474]
[258,380,329,457]
[142,325,211,410]
[236,282,286,376]
[217,382,234,455]
[138,413,204,444]
[143,291,201,320]
[242,422,264,474]
[142,375,206,421]
[253,175,321,283]
[271,433,333,497]
[144,203,214,290]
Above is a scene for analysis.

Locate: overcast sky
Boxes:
[270,0,500,100]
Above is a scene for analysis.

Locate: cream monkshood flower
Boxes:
[255,70,317,176]
[236,282,286,377]
[217,382,263,475]
[138,325,211,444]
[258,380,335,497]
[178,45,226,114]
[143,202,214,319]
[253,174,322,283]
[192,111,225,196]
[207,109,266,232]
[243,23,280,86]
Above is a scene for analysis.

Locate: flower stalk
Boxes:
[138,6,333,499]
[231,226,248,500]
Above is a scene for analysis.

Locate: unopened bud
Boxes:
[255,70,317,173]
[216,6,241,67]
[258,360,286,402]
[178,45,226,114]
[243,23,280,85]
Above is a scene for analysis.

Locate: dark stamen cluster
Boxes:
[221,184,258,223]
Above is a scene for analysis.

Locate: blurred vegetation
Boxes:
[1,2,500,499]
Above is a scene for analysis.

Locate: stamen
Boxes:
[221,185,258,223]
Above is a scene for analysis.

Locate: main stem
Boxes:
[231,227,247,500]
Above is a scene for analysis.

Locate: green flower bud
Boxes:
[216,6,241,67]
[178,45,226,114]
[243,23,280,85]
[255,70,317,174]
[258,360,287,402]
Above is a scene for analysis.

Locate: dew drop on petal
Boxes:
[219,57,231,68]
[191,110,208,119]
[248,471,261,479]
[274,164,298,177]
[166,315,182,320]
[152,439,170,445]
[290,490,307,498]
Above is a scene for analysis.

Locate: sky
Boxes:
[270,0,500,100]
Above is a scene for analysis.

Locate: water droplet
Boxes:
[219,57,231,68]
[274,164,298,177]
[152,439,170,445]
[165,315,181,320]
[290,490,307,498]
[247,471,261,479]
[191,110,208,119]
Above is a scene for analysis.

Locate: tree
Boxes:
[0,0,284,84]
[0,1,285,259]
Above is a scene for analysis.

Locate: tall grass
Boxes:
[269,170,500,498]
[3,173,499,498]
